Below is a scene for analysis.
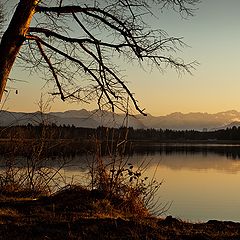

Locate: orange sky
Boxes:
[3,0,240,116]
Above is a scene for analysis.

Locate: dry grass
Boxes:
[44,184,150,219]
[0,185,240,239]
[0,208,20,224]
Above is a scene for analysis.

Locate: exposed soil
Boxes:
[1,187,240,240]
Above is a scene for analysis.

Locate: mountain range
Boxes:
[1,109,240,131]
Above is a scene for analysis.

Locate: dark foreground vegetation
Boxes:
[1,186,240,240]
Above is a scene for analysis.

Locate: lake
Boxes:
[131,152,240,222]
[2,143,240,222]
[62,144,240,222]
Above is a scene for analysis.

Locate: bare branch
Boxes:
[0,3,4,33]
[28,27,140,52]
[34,38,65,101]
[159,0,200,17]
[26,35,119,112]
[0,0,200,115]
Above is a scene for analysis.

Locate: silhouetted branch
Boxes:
[160,0,200,17]
[0,3,4,32]
[35,40,65,101]
[0,0,200,115]
[26,35,126,114]
[29,27,138,50]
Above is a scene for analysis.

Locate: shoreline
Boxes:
[1,192,240,240]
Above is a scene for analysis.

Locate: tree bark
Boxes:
[0,0,39,101]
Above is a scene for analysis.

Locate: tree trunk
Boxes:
[0,0,39,101]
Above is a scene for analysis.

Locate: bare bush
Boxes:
[0,100,71,198]
[87,127,167,217]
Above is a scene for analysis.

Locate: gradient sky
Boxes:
[3,0,240,116]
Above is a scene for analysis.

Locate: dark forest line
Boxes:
[1,124,240,141]
[1,124,240,158]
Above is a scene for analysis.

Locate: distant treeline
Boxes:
[128,126,240,141]
[1,124,240,141]
[1,124,240,157]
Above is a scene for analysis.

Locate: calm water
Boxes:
[63,149,240,222]
[130,153,240,222]
[2,145,240,222]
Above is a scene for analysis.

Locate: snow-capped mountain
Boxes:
[1,109,240,130]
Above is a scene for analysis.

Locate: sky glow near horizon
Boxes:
[2,0,240,116]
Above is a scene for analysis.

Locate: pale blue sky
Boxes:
[3,1,240,115]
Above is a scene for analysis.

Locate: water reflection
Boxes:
[130,152,240,222]
[131,152,240,173]
[64,151,240,222]
[1,145,240,221]
[131,143,240,160]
